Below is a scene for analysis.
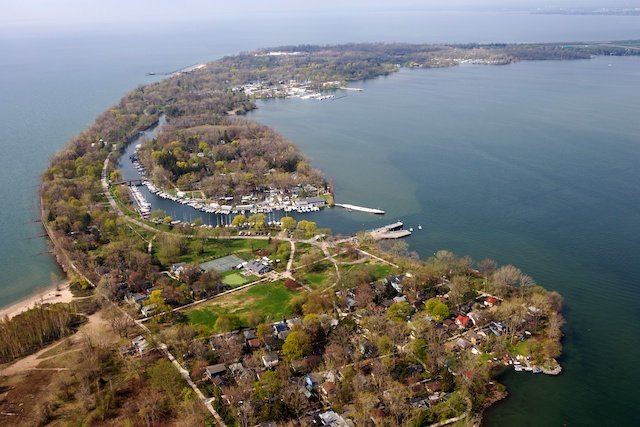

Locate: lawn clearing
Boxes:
[185,281,297,333]
[222,272,250,287]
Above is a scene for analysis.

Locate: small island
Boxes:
[4,40,636,425]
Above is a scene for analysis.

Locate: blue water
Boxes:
[1,8,639,425]
[247,57,640,426]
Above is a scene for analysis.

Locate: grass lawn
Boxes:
[178,238,268,264]
[185,281,297,333]
[222,271,251,287]
[370,263,396,279]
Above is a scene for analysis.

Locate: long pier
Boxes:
[335,203,384,215]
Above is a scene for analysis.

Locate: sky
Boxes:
[3,0,638,29]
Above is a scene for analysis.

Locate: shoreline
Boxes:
[0,281,74,320]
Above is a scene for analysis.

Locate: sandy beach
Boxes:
[0,281,74,320]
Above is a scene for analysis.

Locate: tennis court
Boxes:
[199,254,245,273]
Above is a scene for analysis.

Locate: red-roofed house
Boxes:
[455,314,471,328]
[484,296,499,307]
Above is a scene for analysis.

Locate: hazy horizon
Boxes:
[3,0,639,32]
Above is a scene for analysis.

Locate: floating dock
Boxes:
[370,221,412,240]
[335,203,384,215]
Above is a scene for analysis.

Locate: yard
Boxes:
[178,238,268,264]
[222,271,252,287]
[185,281,298,333]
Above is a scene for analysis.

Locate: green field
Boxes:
[186,281,297,333]
[178,238,268,264]
[222,271,251,287]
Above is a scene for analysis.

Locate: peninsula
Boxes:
[4,41,637,426]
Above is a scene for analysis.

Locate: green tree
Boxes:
[149,289,170,314]
[296,220,317,237]
[386,301,411,322]
[253,370,281,400]
[280,216,296,231]
[424,298,450,322]
[248,213,266,229]
[214,314,242,332]
[282,330,312,361]
[231,214,246,227]
[147,358,184,403]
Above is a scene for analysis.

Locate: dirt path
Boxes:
[0,311,112,377]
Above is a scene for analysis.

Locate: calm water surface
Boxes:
[248,57,640,426]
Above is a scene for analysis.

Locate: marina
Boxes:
[115,121,376,228]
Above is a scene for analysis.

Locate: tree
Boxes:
[448,275,471,308]
[354,282,374,308]
[148,358,185,404]
[280,216,296,231]
[386,301,411,322]
[231,214,246,227]
[148,289,170,314]
[256,323,272,341]
[424,298,450,322]
[282,330,312,361]
[296,220,317,237]
[248,213,266,229]
[253,370,281,400]
[214,314,242,333]
[491,265,522,296]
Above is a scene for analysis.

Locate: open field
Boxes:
[178,238,268,264]
[185,281,297,333]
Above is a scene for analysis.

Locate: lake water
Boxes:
[1,8,639,425]
[248,57,640,425]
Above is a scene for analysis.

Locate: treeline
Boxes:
[0,304,84,362]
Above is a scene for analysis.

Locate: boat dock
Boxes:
[335,203,384,215]
[370,221,412,240]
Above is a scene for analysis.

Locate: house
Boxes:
[141,303,157,317]
[262,352,279,368]
[484,296,499,307]
[245,260,272,276]
[305,373,322,392]
[467,310,486,327]
[243,329,257,342]
[298,196,326,208]
[455,314,471,328]
[489,321,506,336]
[247,338,262,350]
[205,364,226,380]
[125,292,148,308]
[466,331,482,346]
[388,275,404,294]
[170,262,186,276]
[315,410,350,427]
[455,338,472,350]
[273,322,290,336]
[425,380,442,394]
[132,335,148,355]
[228,362,252,381]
